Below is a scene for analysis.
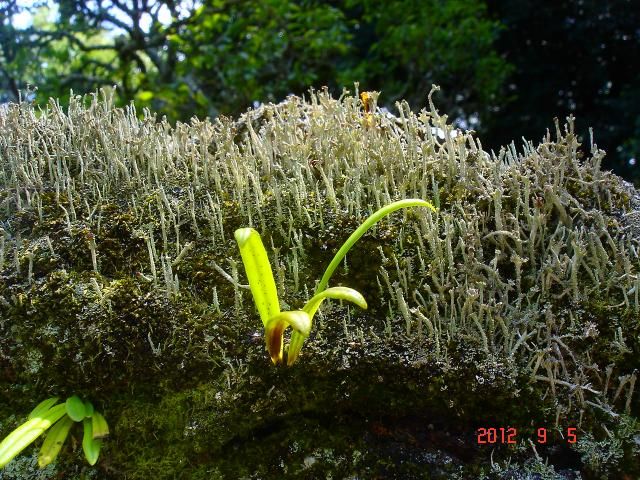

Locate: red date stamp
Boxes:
[476,427,577,445]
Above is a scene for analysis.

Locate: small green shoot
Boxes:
[0,395,109,469]
[235,198,436,365]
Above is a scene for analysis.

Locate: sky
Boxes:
[11,0,174,32]
[11,0,52,29]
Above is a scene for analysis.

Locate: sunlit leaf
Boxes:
[28,397,59,420]
[0,403,67,468]
[234,228,280,326]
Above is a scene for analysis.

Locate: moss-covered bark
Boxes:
[0,88,638,478]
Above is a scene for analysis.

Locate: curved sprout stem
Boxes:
[315,199,437,296]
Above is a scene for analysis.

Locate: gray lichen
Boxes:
[0,86,638,478]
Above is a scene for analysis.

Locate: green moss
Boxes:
[1,88,638,477]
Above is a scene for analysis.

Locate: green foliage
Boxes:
[90,412,109,440]
[235,199,436,365]
[314,198,437,295]
[0,0,508,127]
[81,419,100,466]
[0,397,108,470]
[233,227,281,327]
[174,0,352,118]
[341,0,511,117]
[27,398,60,421]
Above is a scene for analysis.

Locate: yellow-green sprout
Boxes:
[235,199,436,365]
[0,396,109,469]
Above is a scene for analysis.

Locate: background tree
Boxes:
[1,0,637,183]
[167,0,353,119]
[484,0,640,183]
[1,0,202,112]
[1,0,53,102]
[1,0,507,121]
[339,0,511,131]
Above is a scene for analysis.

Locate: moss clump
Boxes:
[0,88,638,477]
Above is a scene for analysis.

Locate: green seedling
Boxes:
[0,395,109,469]
[235,198,436,365]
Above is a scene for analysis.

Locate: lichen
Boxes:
[0,87,638,477]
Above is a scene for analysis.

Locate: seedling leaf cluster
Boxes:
[235,198,436,365]
[0,396,109,469]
